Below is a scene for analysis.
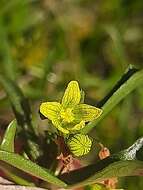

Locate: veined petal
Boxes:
[40,102,61,121]
[73,104,102,122]
[68,121,85,131]
[52,120,69,134]
[62,81,81,108]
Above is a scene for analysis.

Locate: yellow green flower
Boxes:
[40,81,102,134]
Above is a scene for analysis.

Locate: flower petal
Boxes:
[52,119,69,134]
[62,81,81,108]
[68,121,85,131]
[40,102,61,121]
[73,104,102,122]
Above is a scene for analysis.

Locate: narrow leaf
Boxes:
[81,67,143,134]
[0,75,32,129]
[0,164,35,186]
[0,150,67,188]
[60,137,143,188]
[0,75,40,161]
[0,120,17,152]
[0,120,36,186]
[60,159,143,188]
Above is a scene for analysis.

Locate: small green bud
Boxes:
[67,134,92,157]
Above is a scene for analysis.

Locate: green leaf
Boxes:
[0,22,16,80]
[0,120,17,152]
[0,163,35,187]
[81,66,143,134]
[0,75,40,161]
[60,137,143,188]
[0,120,36,186]
[61,160,143,188]
[0,150,67,188]
[0,75,32,130]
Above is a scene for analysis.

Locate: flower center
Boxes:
[60,108,74,123]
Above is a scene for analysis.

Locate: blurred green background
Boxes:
[0,0,143,189]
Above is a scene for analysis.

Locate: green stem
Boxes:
[81,69,143,134]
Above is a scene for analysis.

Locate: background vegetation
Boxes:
[0,0,143,189]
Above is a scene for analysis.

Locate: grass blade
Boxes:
[0,120,17,152]
[60,137,143,188]
[0,74,33,131]
[81,67,143,134]
[0,150,67,188]
[0,164,35,187]
[61,160,143,188]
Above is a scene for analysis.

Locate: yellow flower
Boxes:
[40,81,102,134]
